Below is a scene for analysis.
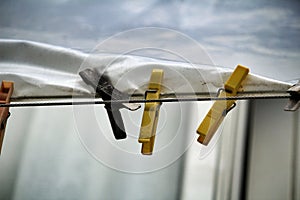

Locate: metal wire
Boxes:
[0,93,291,107]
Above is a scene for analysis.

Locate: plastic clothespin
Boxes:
[0,81,14,154]
[285,81,300,111]
[79,68,140,140]
[138,69,164,155]
[197,65,249,145]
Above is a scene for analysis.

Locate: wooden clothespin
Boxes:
[197,65,249,145]
[138,69,164,155]
[0,81,14,154]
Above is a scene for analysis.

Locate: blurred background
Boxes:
[0,0,299,199]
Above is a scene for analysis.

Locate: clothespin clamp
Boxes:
[79,68,140,140]
[0,81,14,154]
[138,69,164,155]
[197,65,249,145]
[285,81,300,111]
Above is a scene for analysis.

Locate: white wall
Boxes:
[0,104,188,200]
[247,99,300,200]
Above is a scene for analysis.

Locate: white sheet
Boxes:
[0,39,292,98]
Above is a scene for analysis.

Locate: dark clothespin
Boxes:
[0,81,14,154]
[79,68,140,140]
[285,81,300,111]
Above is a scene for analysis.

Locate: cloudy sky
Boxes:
[0,0,299,80]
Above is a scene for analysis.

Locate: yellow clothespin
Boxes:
[138,69,164,155]
[197,65,249,145]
